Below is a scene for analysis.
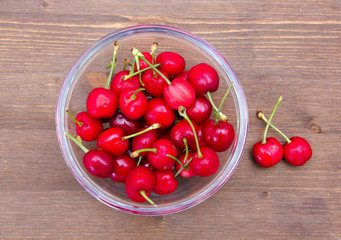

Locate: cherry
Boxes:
[119,88,148,120]
[202,119,235,152]
[170,119,198,150]
[186,96,212,125]
[109,112,141,135]
[65,132,114,178]
[144,98,175,129]
[187,63,219,96]
[134,52,153,72]
[97,127,129,157]
[138,156,154,170]
[125,166,155,206]
[188,124,206,152]
[110,154,137,183]
[156,52,185,75]
[142,68,169,97]
[283,137,312,166]
[153,170,178,195]
[132,126,159,157]
[253,96,283,168]
[110,70,140,96]
[86,88,118,119]
[174,150,196,178]
[173,71,189,81]
[163,78,196,110]
[66,110,103,142]
[189,147,220,177]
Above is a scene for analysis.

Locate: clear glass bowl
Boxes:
[55,25,248,216]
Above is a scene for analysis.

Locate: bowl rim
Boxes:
[55,24,248,216]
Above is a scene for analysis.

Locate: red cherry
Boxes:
[67,110,103,142]
[110,70,141,96]
[156,52,185,75]
[153,170,178,195]
[175,152,196,178]
[170,119,198,150]
[173,71,189,81]
[252,137,283,168]
[125,166,155,203]
[119,88,148,120]
[283,137,312,166]
[132,126,159,157]
[97,127,129,157]
[83,149,115,178]
[142,68,169,97]
[163,78,196,110]
[190,147,220,177]
[110,154,137,183]
[86,87,118,119]
[134,52,153,71]
[202,119,235,152]
[144,98,175,129]
[109,112,141,135]
[139,157,154,170]
[187,96,212,125]
[187,63,219,96]
[148,139,178,170]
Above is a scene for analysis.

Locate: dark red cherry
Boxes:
[132,126,159,157]
[83,149,115,178]
[142,68,169,97]
[110,70,141,96]
[202,119,235,152]
[187,63,219,96]
[144,98,175,129]
[173,71,189,81]
[170,119,198,150]
[156,52,185,75]
[252,137,283,168]
[153,170,178,195]
[97,127,129,157]
[187,96,212,125]
[190,147,220,177]
[134,52,153,71]
[163,78,196,110]
[125,166,155,203]
[139,157,154,170]
[86,88,118,119]
[148,139,177,170]
[283,136,312,166]
[119,88,148,120]
[175,152,196,178]
[110,154,137,183]
[109,112,141,135]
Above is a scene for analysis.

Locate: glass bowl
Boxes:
[55,25,248,216]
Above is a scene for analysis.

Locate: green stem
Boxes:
[130,148,157,158]
[207,92,228,121]
[66,110,82,127]
[257,110,291,144]
[137,156,142,166]
[65,132,89,153]
[175,157,193,177]
[132,47,171,85]
[215,83,233,124]
[262,95,283,144]
[178,106,203,158]
[167,154,185,168]
[129,57,136,75]
[122,123,160,140]
[131,88,145,100]
[183,138,189,164]
[105,41,119,89]
[122,64,160,80]
[139,190,156,207]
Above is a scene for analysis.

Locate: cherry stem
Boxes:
[150,42,158,77]
[166,155,186,168]
[130,148,157,158]
[133,55,144,86]
[65,132,89,153]
[123,58,131,71]
[206,92,228,121]
[132,47,171,85]
[122,63,160,80]
[262,95,283,144]
[183,138,189,164]
[129,57,136,75]
[178,106,203,158]
[257,110,291,144]
[139,190,157,207]
[215,83,233,124]
[105,41,119,89]
[122,123,160,140]
[137,156,142,166]
[175,157,193,177]
[66,110,82,127]
[131,88,145,100]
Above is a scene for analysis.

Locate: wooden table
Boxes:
[1,0,340,239]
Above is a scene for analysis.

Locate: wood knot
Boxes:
[261,191,270,198]
[40,0,48,7]
[310,122,322,134]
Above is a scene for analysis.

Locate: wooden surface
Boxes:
[1,0,340,239]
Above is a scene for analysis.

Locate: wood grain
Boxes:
[0,0,340,239]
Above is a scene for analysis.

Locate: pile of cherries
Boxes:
[65,41,235,206]
[253,96,312,168]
